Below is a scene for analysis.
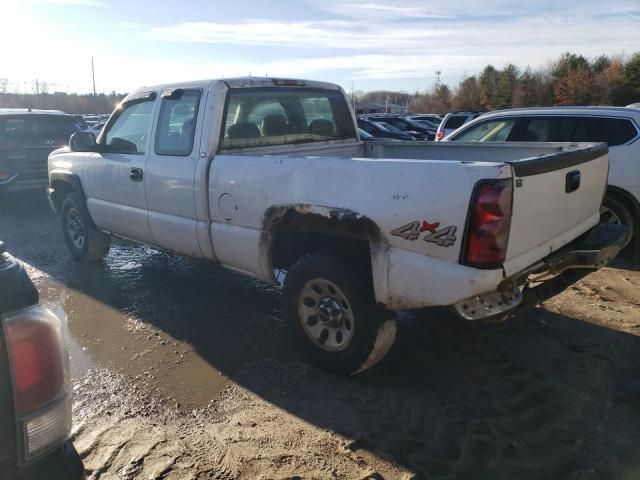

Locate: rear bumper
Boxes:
[454,223,628,320]
[5,441,85,480]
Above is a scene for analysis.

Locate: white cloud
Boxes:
[340,2,454,19]
[147,20,446,50]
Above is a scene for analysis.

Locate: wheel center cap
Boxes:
[317,297,343,327]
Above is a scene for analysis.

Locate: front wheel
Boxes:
[283,254,396,375]
[61,192,110,261]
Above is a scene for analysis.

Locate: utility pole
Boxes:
[351,81,356,112]
[91,56,96,95]
[35,79,40,107]
[435,70,442,89]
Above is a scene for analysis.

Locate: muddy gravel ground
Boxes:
[2,192,640,480]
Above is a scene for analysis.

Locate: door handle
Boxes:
[129,167,144,182]
[565,170,580,193]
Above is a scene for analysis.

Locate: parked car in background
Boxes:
[435,111,484,141]
[71,115,88,130]
[357,118,416,140]
[410,114,443,129]
[81,115,101,127]
[0,110,81,196]
[85,121,107,136]
[444,106,640,251]
[367,115,435,140]
[48,76,626,375]
[358,128,386,141]
[411,118,441,131]
[0,241,84,479]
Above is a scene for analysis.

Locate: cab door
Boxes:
[81,92,157,243]
[143,88,204,256]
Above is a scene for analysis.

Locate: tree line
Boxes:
[0,86,126,114]
[2,51,640,115]
[354,51,640,114]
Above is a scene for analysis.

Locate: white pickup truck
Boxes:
[47,77,627,374]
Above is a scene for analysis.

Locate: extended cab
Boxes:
[47,78,627,374]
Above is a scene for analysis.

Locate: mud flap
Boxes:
[352,319,397,375]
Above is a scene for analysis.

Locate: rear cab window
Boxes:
[220,88,356,150]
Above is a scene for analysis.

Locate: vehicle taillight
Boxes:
[3,305,71,462]
[0,172,14,181]
[463,179,513,268]
[435,131,445,141]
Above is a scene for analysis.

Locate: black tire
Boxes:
[283,254,396,375]
[61,192,110,261]
[601,195,635,247]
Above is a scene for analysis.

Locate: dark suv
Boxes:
[0,110,80,196]
[0,242,84,479]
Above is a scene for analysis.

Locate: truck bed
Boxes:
[228,139,603,166]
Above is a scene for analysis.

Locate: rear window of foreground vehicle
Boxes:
[0,116,80,141]
[220,88,356,150]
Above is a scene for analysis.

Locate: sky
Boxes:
[1,0,639,95]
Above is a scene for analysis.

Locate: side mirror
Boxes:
[69,132,97,152]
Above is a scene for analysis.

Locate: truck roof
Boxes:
[130,77,342,96]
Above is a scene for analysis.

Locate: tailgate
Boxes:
[503,143,609,276]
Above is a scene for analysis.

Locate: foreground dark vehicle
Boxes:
[0,242,84,480]
[0,110,80,196]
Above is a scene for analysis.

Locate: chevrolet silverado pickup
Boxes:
[47,77,627,374]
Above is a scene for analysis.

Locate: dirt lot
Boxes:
[2,192,640,479]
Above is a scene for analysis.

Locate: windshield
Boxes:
[220,87,356,150]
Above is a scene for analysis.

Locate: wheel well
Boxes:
[50,179,74,211]
[606,187,639,229]
[267,207,380,273]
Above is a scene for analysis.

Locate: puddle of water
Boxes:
[34,273,228,410]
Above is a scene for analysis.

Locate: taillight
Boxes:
[463,179,513,268]
[435,131,445,141]
[3,305,71,462]
[0,172,15,181]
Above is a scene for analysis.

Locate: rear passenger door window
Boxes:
[602,118,638,146]
[155,90,201,156]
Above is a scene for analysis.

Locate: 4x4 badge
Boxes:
[391,220,457,247]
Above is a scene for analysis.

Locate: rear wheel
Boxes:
[61,192,110,261]
[600,195,635,247]
[283,254,396,375]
